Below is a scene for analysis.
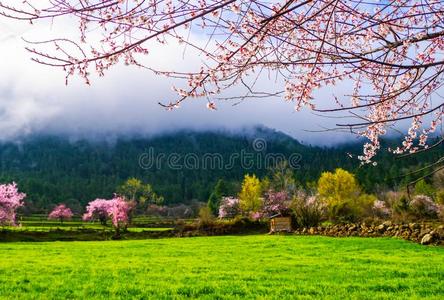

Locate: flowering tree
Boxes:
[83,198,112,225]
[2,1,444,164]
[0,182,26,226]
[83,196,131,236]
[249,211,263,221]
[262,190,291,217]
[218,197,240,218]
[107,196,131,234]
[48,204,73,224]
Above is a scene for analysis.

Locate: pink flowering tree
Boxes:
[48,204,73,224]
[249,211,263,221]
[83,196,131,237]
[0,182,26,226]
[2,1,444,165]
[107,196,132,236]
[83,199,112,226]
[218,197,240,219]
[262,191,291,217]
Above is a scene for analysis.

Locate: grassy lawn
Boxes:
[0,235,443,299]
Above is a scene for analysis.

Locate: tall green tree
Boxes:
[208,179,228,216]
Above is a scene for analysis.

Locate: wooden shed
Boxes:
[269,214,292,233]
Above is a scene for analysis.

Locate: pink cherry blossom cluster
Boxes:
[218,196,240,218]
[82,198,111,223]
[262,190,290,217]
[83,196,131,228]
[0,182,26,226]
[108,196,132,228]
[3,1,444,162]
[48,204,73,222]
[249,211,263,221]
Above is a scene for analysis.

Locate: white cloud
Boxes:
[0,17,359,145]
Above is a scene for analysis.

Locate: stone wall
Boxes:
[292,221,444,245]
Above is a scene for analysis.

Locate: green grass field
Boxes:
[5,226,172,232]
[0,235,443,299]
[2,217,174,238]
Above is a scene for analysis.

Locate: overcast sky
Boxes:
[0,18,367,146]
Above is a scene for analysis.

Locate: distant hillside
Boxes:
[0,127,442,212]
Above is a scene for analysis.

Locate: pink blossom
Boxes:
[48,204,73,223]
[107,196,131,229]
[262,191,290,216]
[218,197,240,218]
[5,1,444,162]
[83,196,131,229]
[83,198,111,225]
[0,182,26,226]
[250,211,263,221]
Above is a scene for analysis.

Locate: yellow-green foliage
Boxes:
[356,193,378,216]
[260,177,271,193]
[317,168,360,207]
[117,178,163,205]
[198,206,214,226]
[436,190,444,205]
[414,179,436,198]
[317,169,377,221]
[238,174,262,214]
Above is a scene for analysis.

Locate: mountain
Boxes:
[0,127,442,213]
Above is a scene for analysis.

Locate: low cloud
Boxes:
[0,19,362,145]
